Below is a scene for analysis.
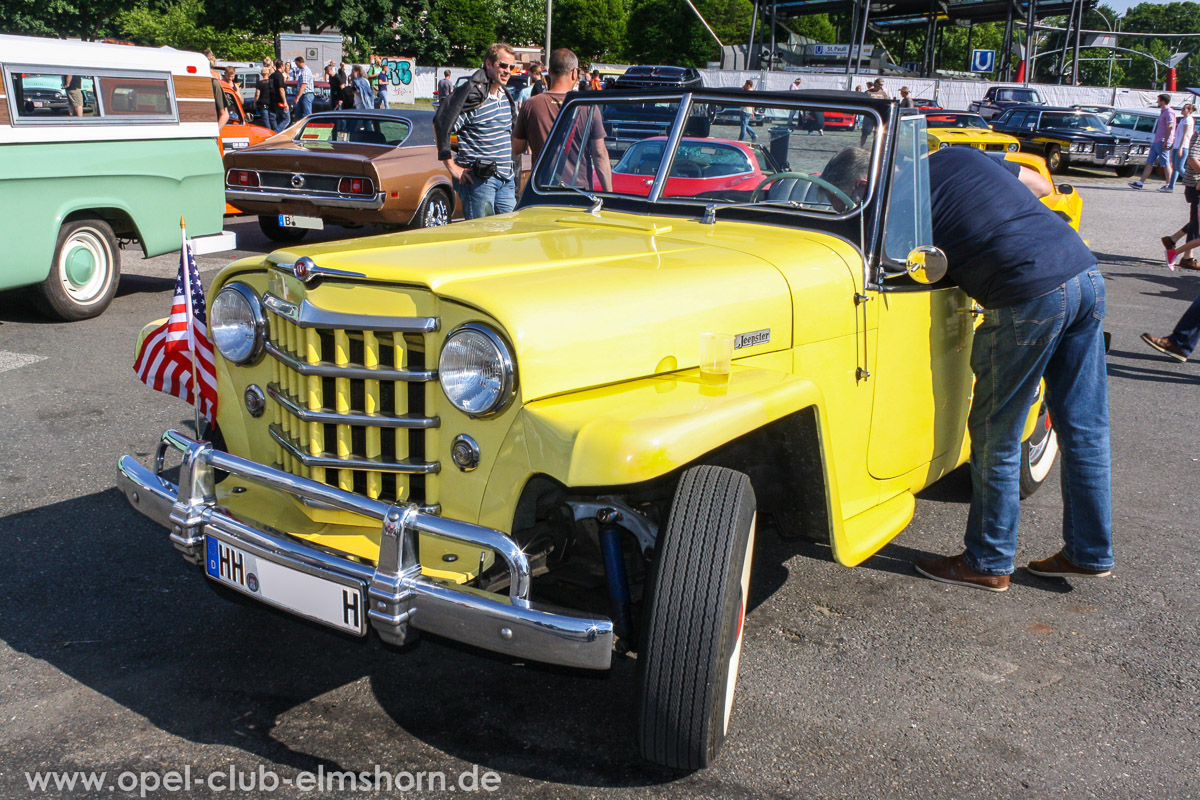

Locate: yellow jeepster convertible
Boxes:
[118,91,1059,770]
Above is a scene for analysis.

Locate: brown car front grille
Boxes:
[262,293,441,509]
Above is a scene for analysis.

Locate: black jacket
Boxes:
[433,68,516,161]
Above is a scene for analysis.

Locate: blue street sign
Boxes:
[971,49,997,73]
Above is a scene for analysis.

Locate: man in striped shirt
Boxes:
[434,43,519,219]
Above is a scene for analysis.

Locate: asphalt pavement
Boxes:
[1,173,1198,799]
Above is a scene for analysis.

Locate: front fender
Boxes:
[520,364,830,487]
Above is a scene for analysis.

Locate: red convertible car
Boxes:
[608,137,779,198]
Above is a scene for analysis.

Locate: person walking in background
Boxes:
[351,65,373,112]
[1131,94,1176,191]
[738,79,757,142]
[787,76,802,127]
[327,61,345,111]
[269,58,288,131]
[589,70,603,91]
[374,67,388,108]
[899,86,915,108]
[530,63,546,96]
[254,66,272,127]
[434,43,519,219]
[512,46,612,189]
[291,56,314,121]
[1160,121,1200,269]
[437,70,453,104]
[1166,103,1195,192]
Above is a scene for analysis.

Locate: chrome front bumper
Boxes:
[117,430,612,670]
[225,189,386,210]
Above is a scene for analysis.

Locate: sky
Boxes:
[1106,0,1172,14]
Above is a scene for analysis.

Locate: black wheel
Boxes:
[1115,165,1137,178]
[413,188,452,228]
[257,215,309,243]
[1020,403,1059,498]
[1045,145,1067,174]
[34,217,120,320]
[637,465,757,770]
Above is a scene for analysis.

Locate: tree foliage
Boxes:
[116,0,270,60]
[492,0,545,47]
[0,0,128,40]
[556,0,625,62]
[625,0,721,65]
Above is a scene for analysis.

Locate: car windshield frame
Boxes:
[527,89,888,226]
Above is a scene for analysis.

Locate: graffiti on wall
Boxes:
[376,57,416,105]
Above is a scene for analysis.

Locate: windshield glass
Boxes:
[998,89,1041,103]
[925,113,990,130]
[534,95,880,215]
[1108,112,1148,130]
[1040,112,1109,132]
[296,115,411,146]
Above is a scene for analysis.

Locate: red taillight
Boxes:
[227,169,259,188]
[339,176,374,195]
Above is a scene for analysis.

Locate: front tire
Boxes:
[257,215,309,243]
[637,466,757,770]
[1045,145,1067,174]
[1115,165,1137,178]
[1020,404,1059,498]
[34,218,120,320]
[413,188,452,228]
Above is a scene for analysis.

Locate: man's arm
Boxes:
[589,136,613,192]
[1016,165,1052,198]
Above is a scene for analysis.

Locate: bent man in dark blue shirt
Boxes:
[915,147,1114,592]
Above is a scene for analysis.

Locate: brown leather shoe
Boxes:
[1162,235,1177,251]
[1027,550,1112,578]
[1141,333,1189,362]
[915,553,1010,592]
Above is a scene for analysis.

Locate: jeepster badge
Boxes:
[735,329,770,349]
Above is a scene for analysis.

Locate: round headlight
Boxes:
[939,142,950,150]
[210,282,266,365]
[1008,143,1018,152]
[438,324,515,416]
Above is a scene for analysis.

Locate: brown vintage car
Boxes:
[223,108,454,243]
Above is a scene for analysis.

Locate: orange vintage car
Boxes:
[222,108,455,242]
[216,79,275,214]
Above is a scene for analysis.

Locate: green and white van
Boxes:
[0,35,234,320]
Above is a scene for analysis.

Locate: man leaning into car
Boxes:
[915,146,1114,591]
[433,43,519,219]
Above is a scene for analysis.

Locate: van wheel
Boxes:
[34,218,120,320]
[637,466,756,770]
[258,215,309,243]
[1020,404,1059,498]
[414,188,452,228]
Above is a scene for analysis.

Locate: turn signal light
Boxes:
[339,177,375,195]
[227,169,259,187]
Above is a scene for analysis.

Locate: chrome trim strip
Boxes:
[267,383,439,429]
[298,495,441,515]
[264,339,437,382]
[269,424,440,474]
[225,189,386,210]
[271,259,367,283]
[261,293,439,334]
[115,434,614,670]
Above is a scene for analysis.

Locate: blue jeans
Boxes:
[1166,147,1188,189]
[293,92,313,121]
[964,267,1113,575]
[454,174,516,220]
[738,110,756,141]
[268,106,289,132]
[1167,293,1200,355]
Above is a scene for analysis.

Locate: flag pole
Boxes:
[180,216,202,438]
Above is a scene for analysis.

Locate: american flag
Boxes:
[133,228,218,425]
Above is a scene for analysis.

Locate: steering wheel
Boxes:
[751,171,856,208]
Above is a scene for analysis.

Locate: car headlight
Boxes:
[210,282,266,365]
[939,142,949,150]
[1007,142,1018,152]
[439,323,515,416]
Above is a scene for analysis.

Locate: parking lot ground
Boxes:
[1,165,1198,799]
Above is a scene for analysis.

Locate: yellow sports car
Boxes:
[924,110,1020,153]
[1006,151,1083,231]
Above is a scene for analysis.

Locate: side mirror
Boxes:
[904,245,949,284]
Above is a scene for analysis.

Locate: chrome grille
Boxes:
[262,292,440,508]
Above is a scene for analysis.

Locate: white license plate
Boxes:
[1106,157,1120,165]
[278,214,324,230]
[205,536,365,635]
[33,100,45,108]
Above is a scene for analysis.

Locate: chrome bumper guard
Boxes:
[117,430,613,670]
[225,189,386,210]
